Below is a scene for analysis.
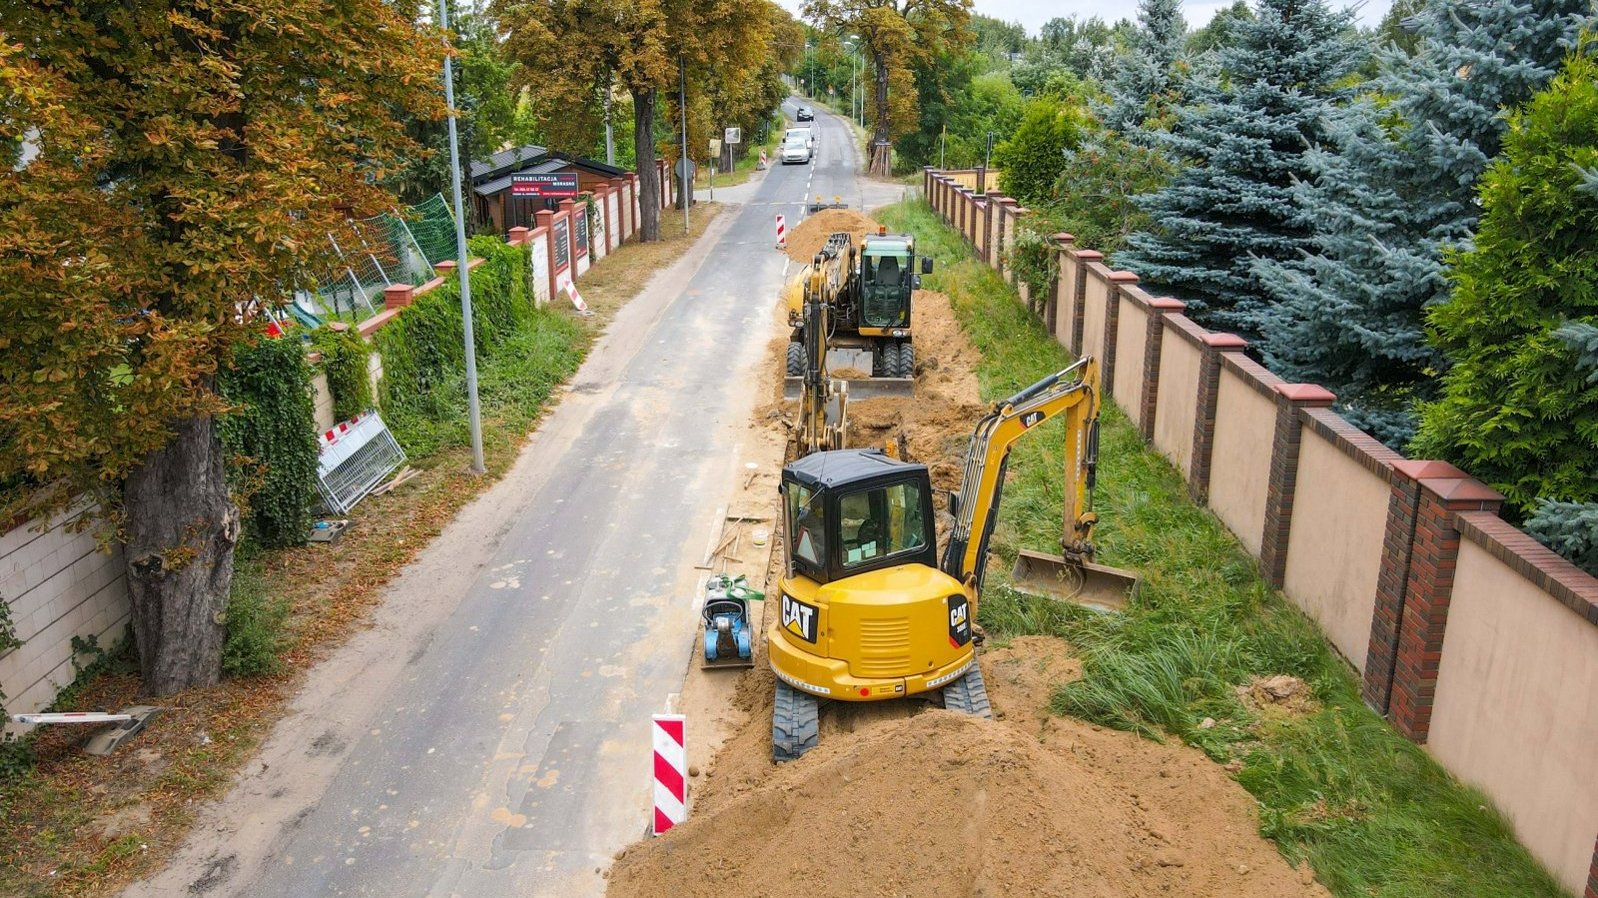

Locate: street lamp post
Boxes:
[439,0,484,474]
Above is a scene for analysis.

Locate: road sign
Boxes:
[710,138,722,157]
[674,157,695,180]
[511,172,579,198]
[724,127,741,145]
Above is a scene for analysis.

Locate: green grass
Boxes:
[876,198,1570,898]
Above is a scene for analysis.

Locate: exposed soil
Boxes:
[615,286,1331,898]
[609,637,1329,898]
[783,208,881,264]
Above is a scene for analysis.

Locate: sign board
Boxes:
[674,158,695,181]
[709,138,722,157]
[552,218,571,270]
[724,127,741,145]
[511,172,580,198]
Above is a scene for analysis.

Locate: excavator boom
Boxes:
[940,357,1139,607]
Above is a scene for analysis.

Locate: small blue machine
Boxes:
[702,574,760,668]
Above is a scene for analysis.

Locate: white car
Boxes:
[784,127,815,150]
[781,135,812,164]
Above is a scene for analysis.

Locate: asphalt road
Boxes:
[217,101,867,898]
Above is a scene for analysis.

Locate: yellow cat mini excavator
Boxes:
[767,357,1139,761]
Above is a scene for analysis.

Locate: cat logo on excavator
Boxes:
[781,594,818,643]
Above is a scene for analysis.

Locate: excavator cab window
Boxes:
[839,480,927,569]
[861,250,912,327]
[786,481,827,577]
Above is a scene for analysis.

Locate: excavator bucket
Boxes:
[1009,549,1139,613]
[783,375,913,401]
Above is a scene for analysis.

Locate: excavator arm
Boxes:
[941,357,1101,591]
[793,243,850,456]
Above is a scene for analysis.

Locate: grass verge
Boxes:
[875,198,1568,898]
[695,127,781,191]
[0,204,723,898]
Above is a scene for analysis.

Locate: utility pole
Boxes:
[679,55,690,231]
[439,0,484,474]
[604,79,615,166]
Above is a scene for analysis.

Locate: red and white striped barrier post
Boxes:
[652,714,687,835]
[566,282,589,315]
[775,214,786,250]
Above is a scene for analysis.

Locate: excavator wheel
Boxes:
[772,679,821,762]
[897,342,915,378]
[941,660,993,719]
[786,341,806,378]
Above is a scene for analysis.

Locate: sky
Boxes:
[774,0,1394,32]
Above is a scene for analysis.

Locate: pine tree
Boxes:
[1099,0,1187,135]
[1114,0,1366,336]
[1253,0,1592,445]
[1413,41,1598,526]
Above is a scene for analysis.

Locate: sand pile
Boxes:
[784,209,881,264]
[608,638,1327,898]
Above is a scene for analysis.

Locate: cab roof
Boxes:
[784,449,924,491]
[862,234,913,253]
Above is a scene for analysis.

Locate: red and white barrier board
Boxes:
[652,714,687,835]
[775,214,786,250]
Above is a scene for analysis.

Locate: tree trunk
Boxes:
[122,411,240,697]
[634,88,660,242]
[870,50,893,177]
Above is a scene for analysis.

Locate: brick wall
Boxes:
[1,506,130,724]
[922,170,1598,894]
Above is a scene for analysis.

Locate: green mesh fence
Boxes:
[308,193,458,321]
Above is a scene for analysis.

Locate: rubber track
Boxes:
[941,660,993,719]
[772,679,821,762]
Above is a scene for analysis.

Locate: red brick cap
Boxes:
[1275,383,1337,405]
[1074,249,1105,261]
[1424,477,1505,503]
[1052,232,1075,244]
[1391,459,1468,482]
[1148,297,1185,311]
[1108,270,1140,283]
[1203,332,1248,349]
[435,259,457,273]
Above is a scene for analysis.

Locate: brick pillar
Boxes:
[1101,271,1139,396]
[383,284,415,310]
[1362,460,1504,740]
[1047,233,1073,334]
[1586,835,1597,898]
[1139,297,1185,441]
[535,208,556,300]
[1189,333,1248,503]
[1258,384,1338,587]
[1069,249,1102,357]
[507,226,531,246]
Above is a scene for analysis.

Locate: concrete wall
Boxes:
[1206,361,1279,556]
[1112,296,1149,426]
[922,169,1598,893]
[1152,326,1202,477]
[1080,266,1110,369]
[1429,522,1598,893]
[1282,423,1392,671]
[0,506,130,721]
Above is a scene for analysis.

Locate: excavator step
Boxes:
[772,679,821,762]
[784,375,912,401]
[941,661,993,719]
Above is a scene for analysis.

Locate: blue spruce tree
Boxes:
[1099,0,1188,135]
[1253,0,1593,445]
[1114,0,1366,337]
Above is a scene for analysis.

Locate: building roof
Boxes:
[472,158,570,198]
[469,145,550,182]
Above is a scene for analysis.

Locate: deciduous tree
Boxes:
[0,1,441,695]
[497,0,776,241]
[804,0,972,175]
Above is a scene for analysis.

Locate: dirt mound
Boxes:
[1237,674,1319,717]
[609,666,1326,898]
[784,208,881,263]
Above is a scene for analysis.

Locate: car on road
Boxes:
[781,133,812,164]
[784,127,815,150]
[796,106,814,121]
